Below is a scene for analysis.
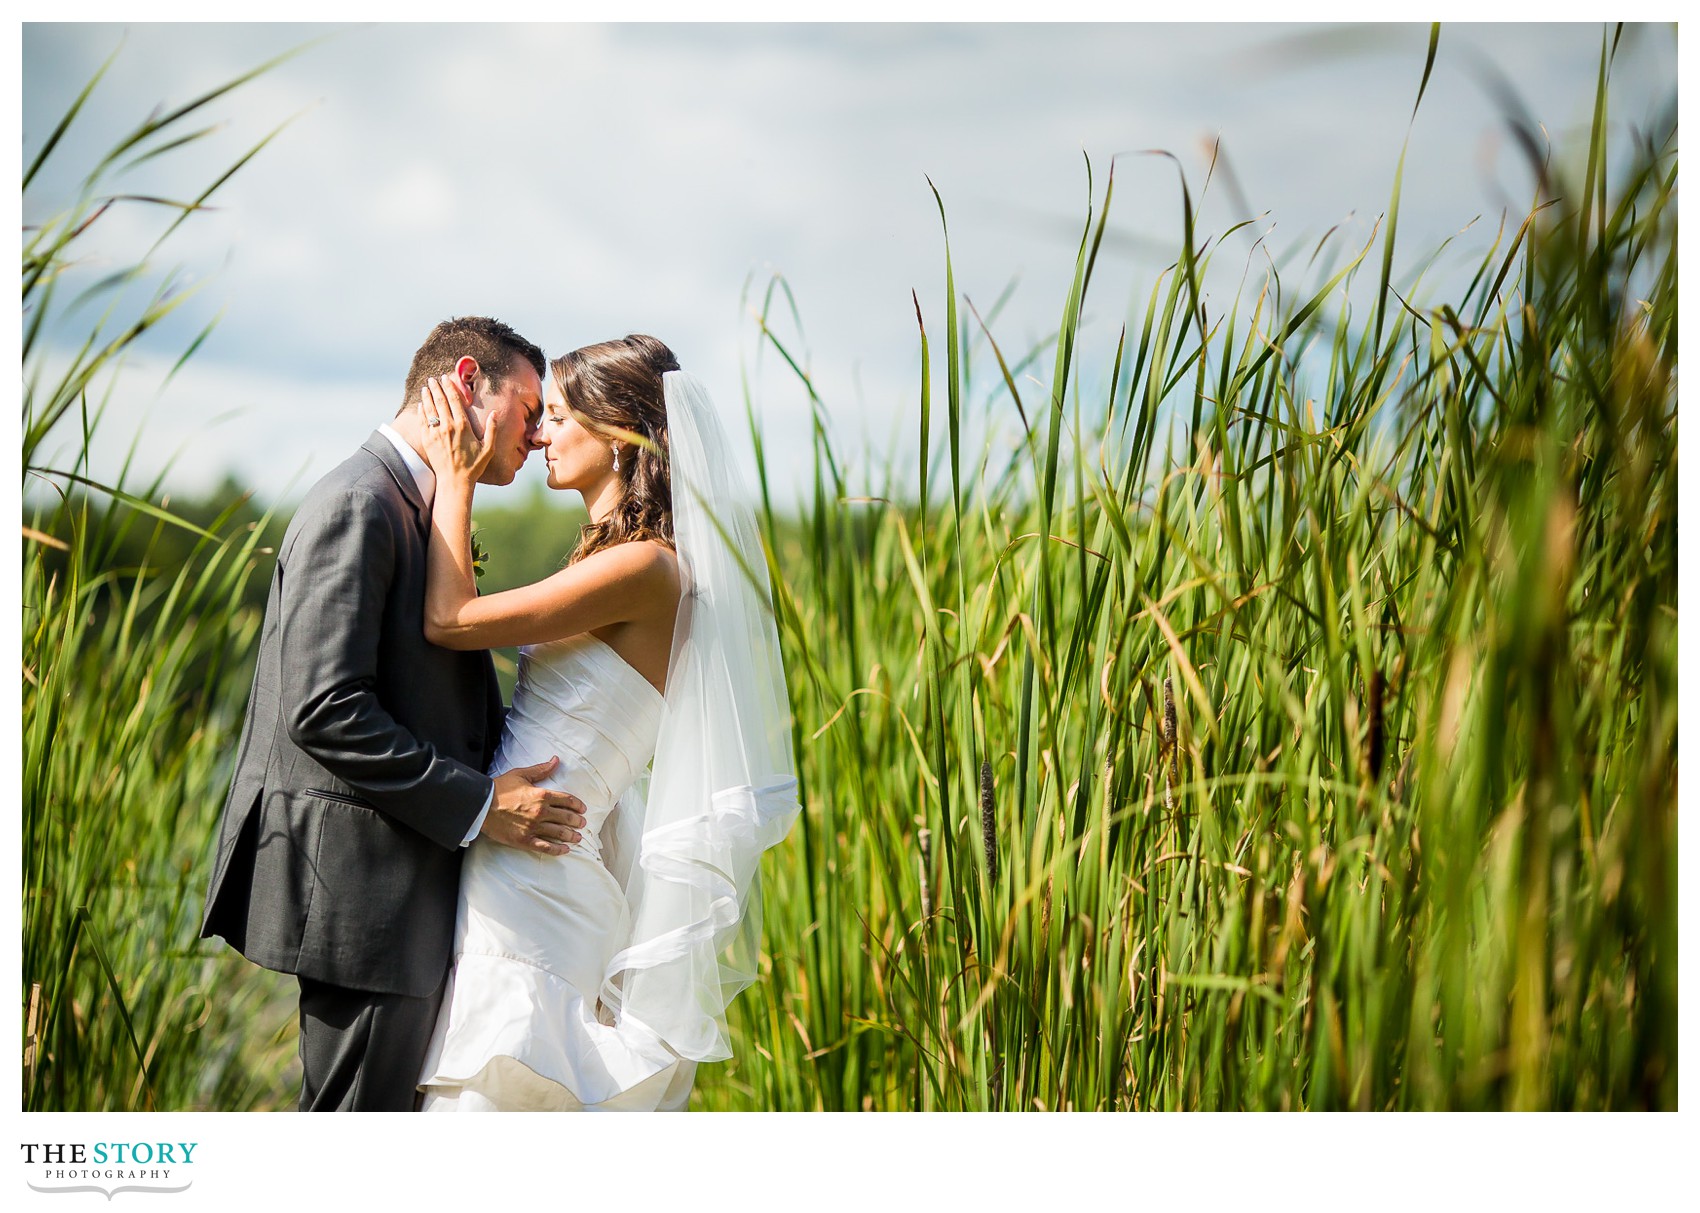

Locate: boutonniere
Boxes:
[471,530,489,581]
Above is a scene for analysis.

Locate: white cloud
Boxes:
[21,21,1677,510]
[364,161,464,236]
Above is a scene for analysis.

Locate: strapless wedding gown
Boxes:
[417,632,695,1112]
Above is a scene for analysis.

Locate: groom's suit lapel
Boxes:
[361,432,430,532]
[361,432,489,600]
[361,431,501,737]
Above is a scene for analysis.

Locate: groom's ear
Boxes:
[454,356,480,399]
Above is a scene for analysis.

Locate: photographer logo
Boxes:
[20,1142,196,1199]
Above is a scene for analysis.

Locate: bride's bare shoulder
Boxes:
[575,539,679,597]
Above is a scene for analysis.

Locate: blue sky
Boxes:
[21,21,1678,508]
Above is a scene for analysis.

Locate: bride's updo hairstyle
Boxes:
[554,333,679,564]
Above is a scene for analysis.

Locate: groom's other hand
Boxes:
[484,756,586,855]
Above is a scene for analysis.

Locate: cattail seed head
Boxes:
[979,761,998,886]
[1163,676,1177,752]
[1162,676,1179,813]
[917,826,934,919]
[1366,668,1386,780]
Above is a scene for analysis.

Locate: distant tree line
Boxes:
[24,476,594,699]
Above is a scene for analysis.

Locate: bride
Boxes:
[411,334,799,1111]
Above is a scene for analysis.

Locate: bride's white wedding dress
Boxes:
[417,632,694,1112]
[416,369,799,1113]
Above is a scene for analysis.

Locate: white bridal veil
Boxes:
[599,370,801,1063]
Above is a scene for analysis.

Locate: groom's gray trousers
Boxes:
[201,433,505,1112]
[296,974,447,1112]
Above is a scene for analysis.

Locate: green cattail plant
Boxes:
[710,25,1672,1111]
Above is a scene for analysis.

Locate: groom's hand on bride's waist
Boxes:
[483,756,586,855]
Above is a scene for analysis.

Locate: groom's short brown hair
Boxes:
[399,317,545,413]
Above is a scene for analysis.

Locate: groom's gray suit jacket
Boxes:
[201,433,504,998]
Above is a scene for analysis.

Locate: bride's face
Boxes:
[541,377,614,492]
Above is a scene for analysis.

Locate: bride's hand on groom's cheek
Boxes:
[420,373,494,482]
[483,755,588,856]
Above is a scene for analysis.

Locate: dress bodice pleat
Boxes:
[490,633,664,856]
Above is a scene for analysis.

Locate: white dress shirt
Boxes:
[378,424,492,846]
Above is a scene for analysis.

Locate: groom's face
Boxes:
[468,360,545,485]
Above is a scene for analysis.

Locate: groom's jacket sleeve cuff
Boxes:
[279,486,487,852]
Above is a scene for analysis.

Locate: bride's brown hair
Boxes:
[554,334,679,564]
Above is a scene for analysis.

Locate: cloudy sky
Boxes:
[21,21,1678,509]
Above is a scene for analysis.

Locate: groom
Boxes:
[202,316,586,1111]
